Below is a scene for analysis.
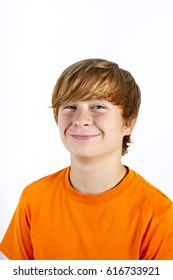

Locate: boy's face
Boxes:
[58,98,134,160]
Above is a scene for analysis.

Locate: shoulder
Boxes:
[133,170,171,201]
[129,169,172,215]
[19,167,70,207]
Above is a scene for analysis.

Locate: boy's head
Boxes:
[52,58,141,155]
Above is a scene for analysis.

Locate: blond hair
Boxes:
[52,58,141,155]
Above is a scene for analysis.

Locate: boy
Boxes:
[0,58,173,259]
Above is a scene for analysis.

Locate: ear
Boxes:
[123,118,137,136]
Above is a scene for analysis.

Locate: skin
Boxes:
[58,98,135,194]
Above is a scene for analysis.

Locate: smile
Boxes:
[69,134,100,140]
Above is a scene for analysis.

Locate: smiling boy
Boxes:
[58,98,132,195]
[0,58,173,259]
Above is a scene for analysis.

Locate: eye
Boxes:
[92,105,106,110]
[63,104,77,110]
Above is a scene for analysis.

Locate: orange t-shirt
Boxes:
[0,167,173,260]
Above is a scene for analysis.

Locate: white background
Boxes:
[0,0,173,241]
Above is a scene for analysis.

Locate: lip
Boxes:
[68,134,100,140]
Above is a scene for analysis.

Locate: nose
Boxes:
[73,108,93,127]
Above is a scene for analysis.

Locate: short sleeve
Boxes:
[0,194,34,260]
[140,204,173,260]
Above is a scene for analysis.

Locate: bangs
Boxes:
[56,67,120,106]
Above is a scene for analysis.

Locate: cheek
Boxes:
[58,116,73,138]
[58,116,66,132]
[58,113,70,126]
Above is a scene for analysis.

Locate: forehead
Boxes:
[59,90,116,107]
[60,97,114,106]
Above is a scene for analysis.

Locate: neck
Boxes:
[69,154,127,195]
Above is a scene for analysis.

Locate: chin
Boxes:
[69,149,100,160]
[71,152,95,159]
